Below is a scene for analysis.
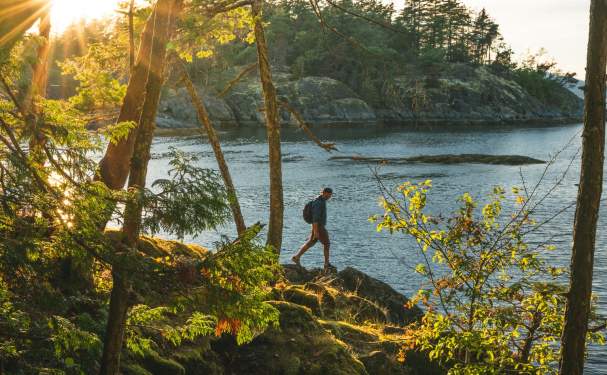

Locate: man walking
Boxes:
[292,187,334,271]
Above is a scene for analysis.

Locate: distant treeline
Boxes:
[48,0,575,108]
[191,0,574,106]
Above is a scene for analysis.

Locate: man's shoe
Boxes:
[323,263,337,273]
[292,256,302,267]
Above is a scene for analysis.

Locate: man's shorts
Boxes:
[309,226,330,246]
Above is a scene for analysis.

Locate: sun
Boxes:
[50,0,121,33]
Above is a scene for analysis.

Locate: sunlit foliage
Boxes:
[0,14,279,371]
[373,181,605,374]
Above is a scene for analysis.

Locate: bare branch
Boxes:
[279,99,338,153]
[217,63,257,98]
[323,0,402,34]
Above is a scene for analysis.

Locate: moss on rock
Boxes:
[218,301,368,375]
[118,235,439,375]
[141,350,186,375]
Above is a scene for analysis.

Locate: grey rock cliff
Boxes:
[157,64,583,129]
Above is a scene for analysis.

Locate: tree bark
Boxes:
[252,0,283,252]
[27,7,51,158]
[99,1,182,374]
[179,66,247,236]
[98,271,130,375]
[559,1,607,374]
[31,9,51,100]
[96,0,175,190]
[128,0,136,73]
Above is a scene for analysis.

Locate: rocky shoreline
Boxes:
[156,64,583,130]
[124,260,442,375]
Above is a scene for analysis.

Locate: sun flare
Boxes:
[50,0,121,33]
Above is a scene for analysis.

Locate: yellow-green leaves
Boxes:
[374,180,603,373]
[178,6,255,62]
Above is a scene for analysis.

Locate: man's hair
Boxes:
[322,187,333,194]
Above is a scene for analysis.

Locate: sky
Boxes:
[460,0,590,79]
[50,0,119,33]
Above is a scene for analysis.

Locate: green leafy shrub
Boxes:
[372,180,604,374]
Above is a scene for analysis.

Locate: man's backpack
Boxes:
[303,200,314,224]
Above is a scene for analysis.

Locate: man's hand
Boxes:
[312,222,320,238]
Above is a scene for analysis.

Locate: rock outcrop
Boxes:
[157,64,582,129]
[379,65,582,125]
[124,260,443,375]
[329,154,546,166]
[157,86,238,128]
[158,70,376,128]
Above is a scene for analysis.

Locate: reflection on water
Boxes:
[147,123,607,373]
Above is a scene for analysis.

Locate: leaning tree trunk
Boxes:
[179,67,247,235]
[559,1,607,374]
[27,7,51,160]
[252,0,283,251]
[96,0,176,191]
[98,1,182,374]
[128,0,136,72]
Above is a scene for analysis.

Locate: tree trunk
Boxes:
[96,0,175,190]
[99,1,181,374]
[27,7,51,159]
[31,9,51,100]
[180,67,247,236]
[128,0,135,73]
[98,271,130,375]
[559,1,607,374]
[122,0,182,242]
[252,0,283,252]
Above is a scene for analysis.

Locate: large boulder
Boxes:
[157,87,238,128]
[336,267,423,325]
[214,301,369,375]
[282,265,423,326]
[224,74,376,127]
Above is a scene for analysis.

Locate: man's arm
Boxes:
[312,222,320,237]
[311,201,322,236]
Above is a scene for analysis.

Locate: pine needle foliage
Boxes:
[143,148,231,239]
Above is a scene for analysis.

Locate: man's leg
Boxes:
[322,243,330,268]
[318,228,331,270]
[292,229,317,265]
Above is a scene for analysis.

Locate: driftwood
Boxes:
[329,154,546,166]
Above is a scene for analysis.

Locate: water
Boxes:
[146,123,607,372]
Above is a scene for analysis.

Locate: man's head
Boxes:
[321,187,333,200]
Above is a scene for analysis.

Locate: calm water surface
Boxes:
[147,123,607,373]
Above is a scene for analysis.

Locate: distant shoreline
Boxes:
[154,117,583,137]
